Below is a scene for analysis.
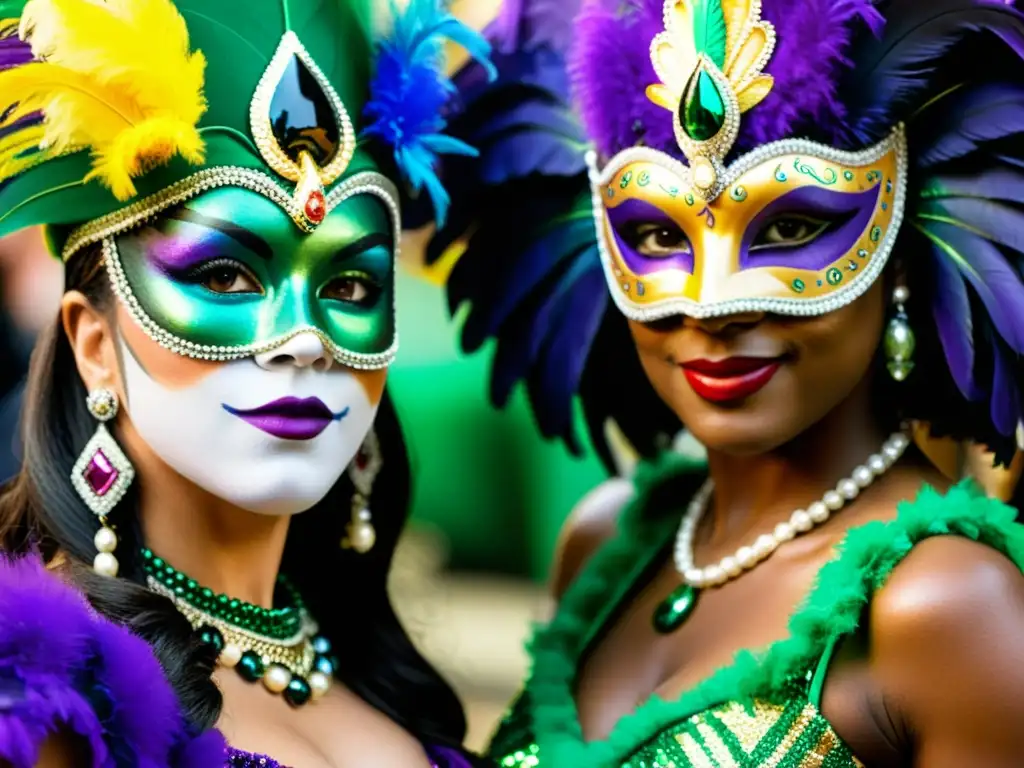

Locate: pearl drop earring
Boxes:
[71,388,135,577]
[342,429,381,554]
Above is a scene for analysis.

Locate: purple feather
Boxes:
[569,0,881,160]
[934,197,1024,254]
[842,1,1024,145]
[922,220,1024,352]
[0,554,226,768]
[927,168,1024,205]
[490,0,580,55]
[528,262,607,446]
[929,239,981,400]
[988,332,1021,435]
[918,84,1024,167]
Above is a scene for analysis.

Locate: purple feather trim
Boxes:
[568,0,882,159]
[490,0,580,56]
[0,554,225,768]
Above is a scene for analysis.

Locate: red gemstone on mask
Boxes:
[304,191,326,224]
[84,450,119,496]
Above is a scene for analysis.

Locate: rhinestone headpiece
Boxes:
[646,0,777,200]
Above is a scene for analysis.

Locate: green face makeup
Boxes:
[111,184,396,368]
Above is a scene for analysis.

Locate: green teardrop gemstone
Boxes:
[680,65,726,142]
[652,584,699,634]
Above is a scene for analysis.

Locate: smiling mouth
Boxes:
[679,356,784,404]
[223,397,350,441]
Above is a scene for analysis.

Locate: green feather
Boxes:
[691,0,728,70]
[0,1,26,19]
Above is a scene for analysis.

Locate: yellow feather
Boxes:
[720,0,753,64]
[735,74,773,112]
[1,0,206,196]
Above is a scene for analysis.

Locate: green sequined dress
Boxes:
[488,453,1024,768]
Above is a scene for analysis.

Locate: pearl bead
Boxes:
[852,465,874,487]
[93,552,118,577]
[309,671,331,700]
[808,502,830,523]
[219,644,242,668]
[893,285,910,304]
[838,479,859,500]
[891,433,909,450]
[721,556,742,577]
[263,664,291,694]
[93,527,118,554]
[883,444,900,462]
[736,546,756,568]
[867,454,886,474]
[774,521,795,541]
[791,510,813,532]
[704,565,725,585]
[754,535,777,559]
[349,522,376,554]
[823,491,843,511]
[684,568,704,585]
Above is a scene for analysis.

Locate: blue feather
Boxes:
[364,0,495,226]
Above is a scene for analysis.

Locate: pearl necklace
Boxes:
[651,431,909,634]
[676,431,910,588]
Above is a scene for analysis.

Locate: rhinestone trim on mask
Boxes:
[79,169,400,370]
[587,124,908,322]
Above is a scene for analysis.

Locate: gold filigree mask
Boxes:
[589,0,909,321]
[590,128,908,320]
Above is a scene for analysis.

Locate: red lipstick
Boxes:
[680,357,782,403]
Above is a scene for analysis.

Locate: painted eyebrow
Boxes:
[164,207,274,261]
[331,232,393,264]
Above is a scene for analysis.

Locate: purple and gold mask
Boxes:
[590,0,909,322]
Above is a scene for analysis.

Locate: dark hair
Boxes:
[0,243,472,754]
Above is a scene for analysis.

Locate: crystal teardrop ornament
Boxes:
[269,55,341,168]
[652,583,699,634]
[680,62,727,142]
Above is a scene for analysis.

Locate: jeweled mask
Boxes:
[590,0,909,322]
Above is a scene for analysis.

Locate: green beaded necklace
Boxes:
[141,548,305,640]
[141,548,337,707]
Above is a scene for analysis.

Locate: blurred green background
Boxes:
[389,267,607,581]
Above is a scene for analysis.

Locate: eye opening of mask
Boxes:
[319,270,384,307]
[187,257,266,296]
[620,219,692,258]
[749,212,846,252]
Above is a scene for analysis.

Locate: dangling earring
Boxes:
[342,429,382,554]
[885,285,915,382]
[71,388,135,577]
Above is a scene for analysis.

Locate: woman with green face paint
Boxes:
[0,0,492,766]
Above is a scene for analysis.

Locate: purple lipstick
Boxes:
[223,397,349,441]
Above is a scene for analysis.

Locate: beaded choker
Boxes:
[141,549,337,707]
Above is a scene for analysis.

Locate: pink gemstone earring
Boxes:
[71,388,135,577]
[342,429,381,554]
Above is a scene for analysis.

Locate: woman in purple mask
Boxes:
[0,0,491,765]
[428,0,1024,764]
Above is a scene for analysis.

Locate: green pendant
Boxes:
[652,583,700,634]
[681,64,726,142]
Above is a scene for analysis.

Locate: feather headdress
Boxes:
[429,0,1024,468]
[0,0,207,200]
[364,0,495,226]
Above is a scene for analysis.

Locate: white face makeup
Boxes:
[118,332,379,516]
